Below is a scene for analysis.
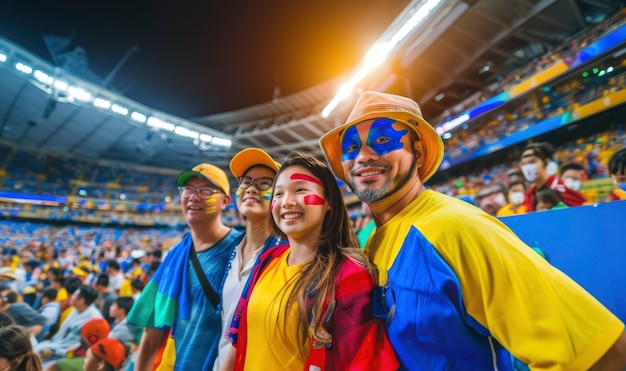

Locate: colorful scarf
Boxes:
[127,234,194,329]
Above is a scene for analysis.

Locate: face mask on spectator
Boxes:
[509,191,525,206]
[492,193,507,208]
[563,178,582,192]
[521,163,539,182]
[546,161,558,176]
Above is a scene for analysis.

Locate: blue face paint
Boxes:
[340,119,409,162]
[341,125,362,162]
[368,118,408,156]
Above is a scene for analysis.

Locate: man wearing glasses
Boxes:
[128,163,244,370]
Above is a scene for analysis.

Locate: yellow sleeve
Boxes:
[431,212,624,371]
[118,278,133,297]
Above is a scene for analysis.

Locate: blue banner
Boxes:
[500,200,626,322]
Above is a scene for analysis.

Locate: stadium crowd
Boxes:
[1,9,626,371]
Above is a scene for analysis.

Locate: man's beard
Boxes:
[350,154,418,204]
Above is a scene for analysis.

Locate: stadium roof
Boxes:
[0,0,621,171]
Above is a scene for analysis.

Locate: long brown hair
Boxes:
[0,325,42,371]
[269,152,375,357]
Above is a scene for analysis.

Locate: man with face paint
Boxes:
[606,148,626,201]
[519,142,586,211]
[212,148,282,371]
[319,91,626,370]
[128,163,244,371]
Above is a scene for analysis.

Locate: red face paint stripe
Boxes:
[304,194,325,205]
[290,173,324,188]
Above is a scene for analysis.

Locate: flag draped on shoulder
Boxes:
[127,234,194,330]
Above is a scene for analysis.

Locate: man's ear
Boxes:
[220,194,231,210]
[414,140,426,168]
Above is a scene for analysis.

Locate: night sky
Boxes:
[0,0,408,118]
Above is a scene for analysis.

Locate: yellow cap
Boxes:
[229,148,280,179]
[176,163,230,194]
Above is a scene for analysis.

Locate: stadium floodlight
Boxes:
[33,70,53,85]
[54,80,69,91]
[174,126,200,139]
[93,98,111,109]
[111,104,129,115]
[131,112,147,123]
[147,117,175,132]
[0,53,6,62]
[15,62,32,74]
[68,86,92,102]
[211,137,232,147]
[322,0,443,118]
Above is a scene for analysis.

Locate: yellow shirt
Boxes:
[496,203,529,217]
[244,250,306,370]
[365,190,624,370]
[55,287,73,325]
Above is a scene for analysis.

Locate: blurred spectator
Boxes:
[520,142,587,209]
[58,277,82,327]
[38,287,61,327]
[0,267,18,291]
[105,260,124,294]
[34,285,102,360]
[0,289,47,337]
[560,162,586,192]
[108,297,140,344]
[0,312,15,327]
[50,317,110,371]
[474,183,508,216]
[0,325,43,371]
[94,274,117,325]
[129,278,144,301]
[497,178,529,216]
[78,233,97,260]
[84,338,128,371]
[535,188,568,211]
[606,148,626,201]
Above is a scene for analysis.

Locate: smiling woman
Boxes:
[222,152,398,371]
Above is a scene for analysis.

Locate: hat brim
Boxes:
[319,111,444,184]
[229,148,280,179]
[71,267,89,277]
[176,170,205,186]
[0,273,16,280]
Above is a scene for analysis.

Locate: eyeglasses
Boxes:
[237,176,274,191]
[178,186,221,200]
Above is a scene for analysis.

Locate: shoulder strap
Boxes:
[189,244,220,308]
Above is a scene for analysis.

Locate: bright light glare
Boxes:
[111,104,128,115]
[15,62,32,74]
[174,126,199,139]
[54,80,69,91]
[34,70,53,84]
[199,133,213,142]
[211,137,232,147]
[68,86,92,102]
[0,54,6,62]
[322,0,442,118]
[147,117,175,131]
[131,112,147,123]
[93,98,111,109]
